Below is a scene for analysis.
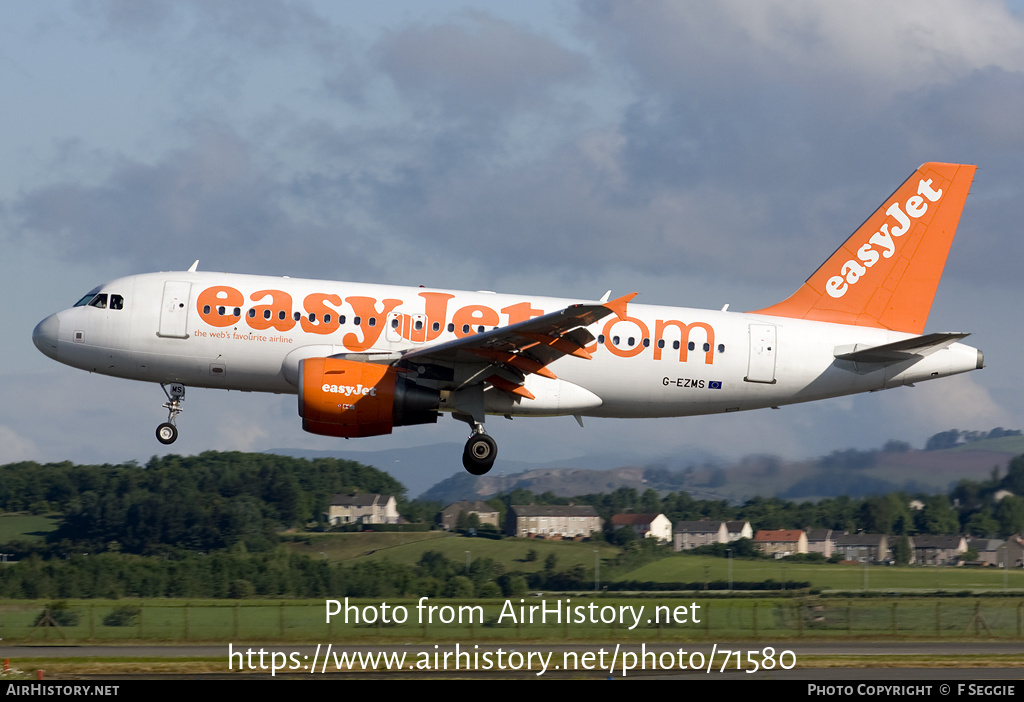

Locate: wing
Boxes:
[390,292,637,400]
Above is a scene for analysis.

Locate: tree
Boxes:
[914,495,959,535]
[995,496,1024,536]
[892,535,912,565]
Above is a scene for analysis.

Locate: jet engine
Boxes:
[298,357,439,437]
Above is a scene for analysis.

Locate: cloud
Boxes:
[580,1,1024,98]
[13,123,393,280]
[0,426,38,464]
[886,375,1005,436]
[375,11,590,124]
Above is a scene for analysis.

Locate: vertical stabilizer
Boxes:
[750,162,976,334]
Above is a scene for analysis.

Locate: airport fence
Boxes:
[0,597,1022,642]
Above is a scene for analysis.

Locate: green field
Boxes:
[622,554,1024,592]
[1,596,1021,642]
[286,531,620,575]
[0,513,60,543]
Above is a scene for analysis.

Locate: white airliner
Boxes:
[33,163,982,475]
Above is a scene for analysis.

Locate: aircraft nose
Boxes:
[33,314,60,360]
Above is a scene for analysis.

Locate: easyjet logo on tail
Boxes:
[825,178,944,299]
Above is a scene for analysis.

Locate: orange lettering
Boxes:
[452,305,500,338]
[300,292,343,335]
[344,297,402,351]
[601,316,649,358]
[196,286,244,328]
[398,292,455,342]
[248,289,296,332]
[501,301,544,326]
[653,320,715,364]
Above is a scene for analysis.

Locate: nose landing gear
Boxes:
[156,383,185,445]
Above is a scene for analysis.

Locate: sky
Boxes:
[4,1,1024,479]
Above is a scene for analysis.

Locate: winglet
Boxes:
[604,292,638,321]
[188,260,199,273]
[749,163,976,334]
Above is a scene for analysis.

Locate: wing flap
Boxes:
[399,292,637,399]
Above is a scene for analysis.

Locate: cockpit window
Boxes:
[74,288,102,307]
[73,291,125,310]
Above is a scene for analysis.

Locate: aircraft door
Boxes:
[745,324,777,384]
[385,312,428,345]
[158,281,192,339]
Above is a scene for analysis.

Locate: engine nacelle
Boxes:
[298,357,439,438]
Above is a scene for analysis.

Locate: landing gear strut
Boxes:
[156,383,185,445]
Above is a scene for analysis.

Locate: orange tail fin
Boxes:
[750,162,976,334]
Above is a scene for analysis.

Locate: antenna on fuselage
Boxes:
[188,260,199,273]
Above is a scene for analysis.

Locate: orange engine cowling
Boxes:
[298,357,439,438]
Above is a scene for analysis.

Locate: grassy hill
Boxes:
[282,531,1024,592]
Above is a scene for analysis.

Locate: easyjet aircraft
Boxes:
[33,163,982,475]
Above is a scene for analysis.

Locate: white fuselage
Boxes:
[33,270,983,420]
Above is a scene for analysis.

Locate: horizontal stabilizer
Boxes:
[834,332,969,364]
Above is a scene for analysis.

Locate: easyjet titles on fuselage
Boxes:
[194,285,718,365]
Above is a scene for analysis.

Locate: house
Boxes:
[440,501,500,530]
[996,534,1024,568]
[326,493,400,525]
[754,529,808,558]
[805,529,837,558]
[970,538,1006,567]
[506,505,602,539]
[912,535,967,565]
[834,534,890,563]
[726,521,753,541]
[610,513,672,543]
[673,521,728,551]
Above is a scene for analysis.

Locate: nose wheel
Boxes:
[156,383,186,445]
[462,430,497,475]
[156,422,178,444]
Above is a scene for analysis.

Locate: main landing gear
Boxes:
[463,431,497,475]
[457,415,497,476]
[156,382,185,445]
